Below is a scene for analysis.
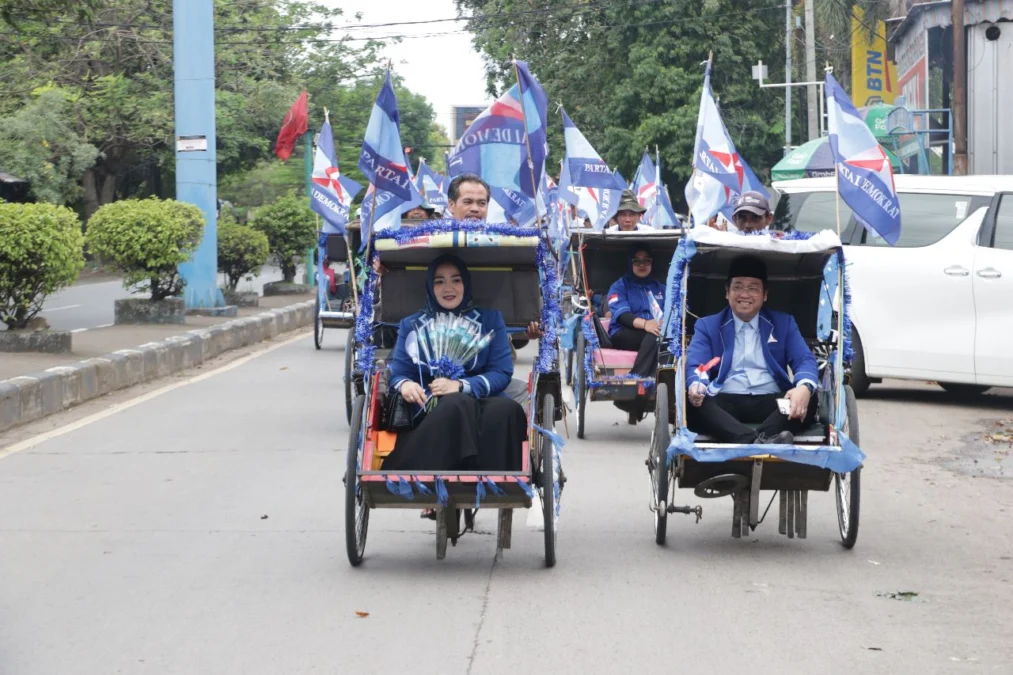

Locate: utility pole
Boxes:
[804,0,818,141]
[785,0,793,153]
[173,0,223,309]
[952,0,968,175]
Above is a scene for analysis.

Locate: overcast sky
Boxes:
[327,0,492,135]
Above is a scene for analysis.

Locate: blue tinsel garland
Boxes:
[354,219,562,380]
[664,229,854,363]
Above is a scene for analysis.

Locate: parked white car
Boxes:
[771,175,1013,396]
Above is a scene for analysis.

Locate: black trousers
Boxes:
[608,327,659,377]
[383,393,526,472]
[686,391,818,444]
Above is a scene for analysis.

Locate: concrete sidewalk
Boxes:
[0,294,313,381]
[0,294,316,433]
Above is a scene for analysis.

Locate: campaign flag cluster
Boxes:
[358,71,421,246]
[559,108,626,230]
[446,60,548,205]
[826,72,902,245]
[684,61,765,227]
[310,115,363,237]
[630,151,659,224]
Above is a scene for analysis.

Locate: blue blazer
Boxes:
[388,307,514,399]
[686,307,818,393]
[605,276,666,338]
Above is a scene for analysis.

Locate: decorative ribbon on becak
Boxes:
[533,423,565,517]
[384,475,414,500]
[435,475,449,507]
[412,475,433,496]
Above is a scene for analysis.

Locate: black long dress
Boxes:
[381,393,526,472]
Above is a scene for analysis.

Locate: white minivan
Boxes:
[771,175,1013,397]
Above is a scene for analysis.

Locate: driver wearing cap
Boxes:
[731,191,774,233]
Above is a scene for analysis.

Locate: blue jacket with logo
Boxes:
[605,276,666,338]
[686,307,819,394]
[388,307,514,399]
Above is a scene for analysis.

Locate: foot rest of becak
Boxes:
[593,348,638,369]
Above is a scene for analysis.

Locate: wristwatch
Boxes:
[458,381,465,393]
[801,382,815,395]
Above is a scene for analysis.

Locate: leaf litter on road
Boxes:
[355,611,369,618]
[877,591,920,601]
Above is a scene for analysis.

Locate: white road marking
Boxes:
[70,328,89,334]
[42,304,82,312]
[0,330,310,460]
[95,323,113,329]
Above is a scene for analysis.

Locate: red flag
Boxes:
[274,90,308,161]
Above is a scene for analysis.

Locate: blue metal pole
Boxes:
[174,0,223,309]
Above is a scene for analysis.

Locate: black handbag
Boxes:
[592,314,613,349]
[377,391,422,431]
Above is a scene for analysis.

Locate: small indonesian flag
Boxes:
[607,294,619,305]
[696,356,720,381]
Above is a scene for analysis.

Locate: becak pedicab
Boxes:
[647,226,864,547]
[343,219,566,567]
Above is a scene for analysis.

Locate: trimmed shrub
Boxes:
[250,193,315,283]
[86,197,204,301]
[0,202,85,329]
[218,215,270,291]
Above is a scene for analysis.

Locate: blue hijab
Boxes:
[424,253,475,316]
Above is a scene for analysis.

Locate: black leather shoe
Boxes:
[756,431,794,445]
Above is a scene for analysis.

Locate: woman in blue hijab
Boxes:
[604,243,666,416]
[383,254,526,473]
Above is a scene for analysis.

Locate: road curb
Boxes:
[0,300,314,434]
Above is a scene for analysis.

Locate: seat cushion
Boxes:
[593,347,638,369]
[599,318,611,333]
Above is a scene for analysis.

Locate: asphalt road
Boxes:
[1,333,1011,675]
[26,266,310,333]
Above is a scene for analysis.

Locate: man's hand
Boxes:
[525,321,543,340]
[400,381,428,406]
[643,319,661,336]
[785,385,811,420]
[429,377,461,397]
[688,382,707,407]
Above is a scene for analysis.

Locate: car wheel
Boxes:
[849,328,870,398]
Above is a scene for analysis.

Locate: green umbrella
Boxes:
[771,137,902,181]
[860,103,895,141]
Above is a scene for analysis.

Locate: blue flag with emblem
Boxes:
[446,60,548,201]
[826,72,902,245]
[559,108,626,230]
[631,151,659,226]
[310,114,363,236]
[414,160,449,213]
[359,71,414,202]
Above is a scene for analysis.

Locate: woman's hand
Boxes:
[399,381,428,406]
[429,378,461,397]
[643,319,661,336]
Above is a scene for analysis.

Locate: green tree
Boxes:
[250,193,315,283]
[0,202,85,329]
[0,89,99,205]
[0,0,378,216]
[456,0,788,205]
[218,215,270,291]
[85,197,204,300]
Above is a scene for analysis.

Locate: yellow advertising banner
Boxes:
[851,7,895,107]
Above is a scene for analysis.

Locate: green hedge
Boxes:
[218,216,270,291]
[0,202,85,329]
[86,198,204,301]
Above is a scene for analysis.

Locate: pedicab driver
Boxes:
[606,190,653,232]
[445,173,541,407]
[685,255,818,445]
[730,191,774,233]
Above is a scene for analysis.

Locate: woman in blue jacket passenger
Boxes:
[605,243,666,379]
[382,254,526,473]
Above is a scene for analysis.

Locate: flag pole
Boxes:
[831,93,846,440]
[655,144,662,228]
[513,58,541,223]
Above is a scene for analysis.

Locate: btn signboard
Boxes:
[851,7,895,107]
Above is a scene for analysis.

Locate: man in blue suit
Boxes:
[686,255,819,444]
